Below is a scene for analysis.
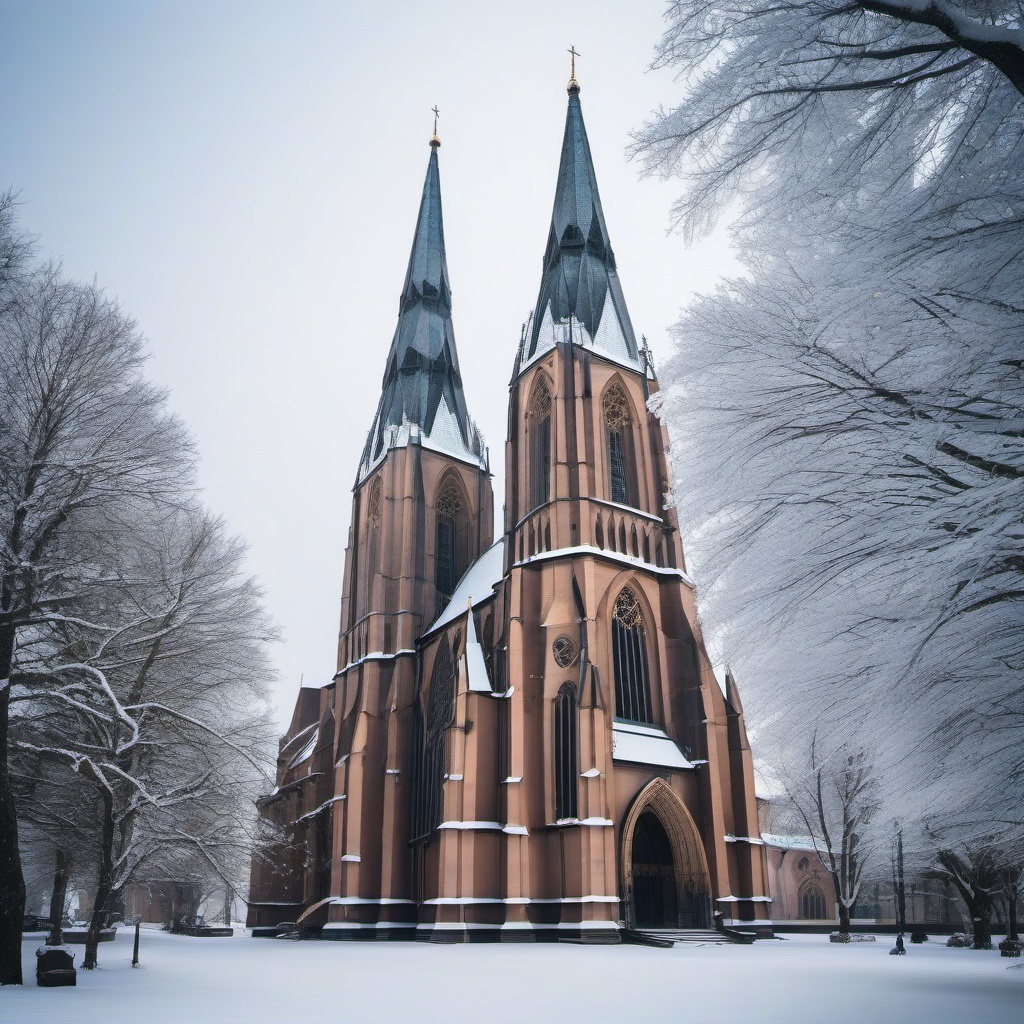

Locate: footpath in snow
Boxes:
[6,928,1021,1024]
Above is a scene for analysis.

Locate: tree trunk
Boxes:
[0,621,25,985]
[46,849,69,947]
[169,883,183,933]
[179,883,201,931]
[82,792,115,969]
[1008,888,1019,942]
[894,831,906,933]
[968,891,994,950]
[836,895,851,935]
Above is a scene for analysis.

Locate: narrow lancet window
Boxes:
[411,639,457,840]
[529,377,552,510]
[435,485,462,604]
[603,382,635,507]
[365,477,382,604]
[554,683,579,820]
[612,588,653,723]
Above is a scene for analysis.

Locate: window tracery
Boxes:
[552,634,578,668]
[435,484,462,602]
[366,477,383,530]
[602,382,630,428]
[529,376,552,509]
[799,882,828,920]
[613,587,645,630]
[612,587,653,723]
[603,382,634,506]
[530,376,552,416]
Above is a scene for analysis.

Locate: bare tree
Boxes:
[0,217,198,982]
[789,741,880,937]
[10,506,276,967]
[998,860,1021,946]
[933,845,1002,948]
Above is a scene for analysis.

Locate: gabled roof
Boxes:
[523,83,645,375]
[359,141,486,481]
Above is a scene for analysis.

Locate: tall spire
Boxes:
[359,136,485,481]
[524,79,642,370]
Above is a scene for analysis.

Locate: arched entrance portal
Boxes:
[622,781,712,929]
[631,812,678,927]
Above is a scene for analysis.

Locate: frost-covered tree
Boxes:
[633,3,1024,847]
[932,845,1002,947]
[0,205,275,982]
[787,741,880,936]
[0,261,188,982]
[650,195,1023,835]
[635,2,1024,235]
[11,506,276,967]
[14,749,100,944]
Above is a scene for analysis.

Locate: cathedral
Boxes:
[247,72,772,942]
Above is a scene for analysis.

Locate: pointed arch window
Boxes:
[800,883,828,920]
[554,683,579,820]
[411,638,457,840]
[612,588,653,724]
[529,377,552,510]
[603,382,636,507]
[435,484,462,604]
[366,476,383,531]
[364,477,383,603]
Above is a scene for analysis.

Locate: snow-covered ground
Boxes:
[8,928,1021,1023]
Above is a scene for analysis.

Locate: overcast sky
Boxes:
[1,1,739,727]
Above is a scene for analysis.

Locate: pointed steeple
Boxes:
[525,81,642,371]
[359,138,486,481]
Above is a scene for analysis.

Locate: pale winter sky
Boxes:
[1,1,739,727]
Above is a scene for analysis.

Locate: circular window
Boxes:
[552,634,578,668]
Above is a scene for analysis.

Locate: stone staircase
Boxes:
[628,928,755,947]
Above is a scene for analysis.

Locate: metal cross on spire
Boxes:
[432,105,440,135]
[568,45,580,80]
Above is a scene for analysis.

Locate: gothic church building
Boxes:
[248,75,771,941]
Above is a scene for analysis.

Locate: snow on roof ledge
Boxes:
[611,721,693,770]
[760,834,823,852]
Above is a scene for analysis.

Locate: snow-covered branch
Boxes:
[862,1,1024,93]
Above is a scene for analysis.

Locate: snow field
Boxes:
[7,928,1021,1024]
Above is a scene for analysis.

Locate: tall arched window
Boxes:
[529,377,552,510]
[435,484,462,604]
[603,382,636,507]
[800,883,828,920]
[364,476,382,604]
[554,683,578,821]
[411,639,457,840]
[612,588,653,723]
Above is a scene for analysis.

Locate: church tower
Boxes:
[248,73,770,943]
[327,130,493,937]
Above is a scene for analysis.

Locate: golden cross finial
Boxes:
[432,105,440,135]
[568,45,580,80]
